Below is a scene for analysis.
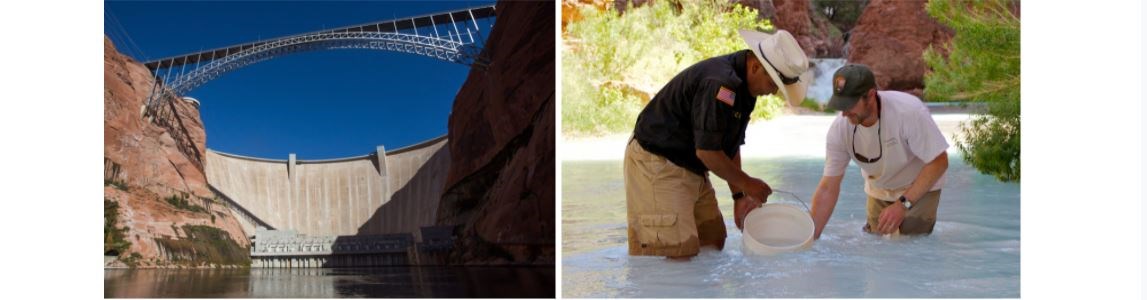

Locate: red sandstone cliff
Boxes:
[438,0,555,265]
[846,0,953,97]
[104,36,249,267]
[737,0,846,58]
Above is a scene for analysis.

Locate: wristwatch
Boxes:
[732,192,746,201]
[898,195,913,210]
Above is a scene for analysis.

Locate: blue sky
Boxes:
[105,1,495,159]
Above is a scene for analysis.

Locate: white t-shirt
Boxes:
[823,90,949,201]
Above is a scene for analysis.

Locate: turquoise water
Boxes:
[562,155,1020,298]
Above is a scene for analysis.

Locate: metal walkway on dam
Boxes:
[247,226,456,268]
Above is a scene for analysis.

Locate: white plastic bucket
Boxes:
[742,203,815,255]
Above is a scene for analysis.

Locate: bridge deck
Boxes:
[143,5,495,69]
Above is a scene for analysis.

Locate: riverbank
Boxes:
[562,112,972,161]
[104,255,250,269]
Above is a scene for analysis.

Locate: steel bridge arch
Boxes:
[140,4,495,114]
[163,31,477,97]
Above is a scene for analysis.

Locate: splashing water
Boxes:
[562,156,1020,298]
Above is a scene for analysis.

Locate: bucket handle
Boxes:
[770,189,810,212]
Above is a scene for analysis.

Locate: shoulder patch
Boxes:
[716,86,736,106]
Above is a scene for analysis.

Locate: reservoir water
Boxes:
[105,266,554,298]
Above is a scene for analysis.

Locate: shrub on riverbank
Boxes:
[563,1,782,136]
[155,225,250,267]
[924,0,1020,182]
[104,199,132,257]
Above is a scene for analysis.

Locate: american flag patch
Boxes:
[716,86,735,106]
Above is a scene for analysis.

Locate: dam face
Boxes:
[205,136,451,239]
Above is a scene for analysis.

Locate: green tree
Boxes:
[563,1,781,136]
[923,0,1020,182]
[105,199,132,256]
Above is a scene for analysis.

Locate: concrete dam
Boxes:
[204,136,452,267]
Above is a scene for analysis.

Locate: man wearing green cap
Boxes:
[809,64,950,238]
[624,29,809,258]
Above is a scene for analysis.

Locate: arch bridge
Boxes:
[140,5,496,116]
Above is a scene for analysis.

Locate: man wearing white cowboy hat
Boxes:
[624,29,809,258]
[809,63,950,238]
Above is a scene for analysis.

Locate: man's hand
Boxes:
[734,195,764,230]
[696,149,771,201]
[876,202,906,234]
[741,177,773,204]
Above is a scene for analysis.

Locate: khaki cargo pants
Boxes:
[864,190,942,235]
[624,139,727,257]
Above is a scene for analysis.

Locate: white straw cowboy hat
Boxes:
[739,29,810,106]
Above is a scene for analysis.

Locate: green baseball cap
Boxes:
[827,64,877,111]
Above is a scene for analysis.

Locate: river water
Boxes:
[806,58,847,104]
[104,266,554,298]
[562,155,1020,298]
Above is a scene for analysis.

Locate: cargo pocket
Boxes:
[640,213,677,227]
[638,213,678,249]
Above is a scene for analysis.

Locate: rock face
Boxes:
[438,0,555,265]
[104,36,249,267]
[736,0,845,58]
[846,0,953,96]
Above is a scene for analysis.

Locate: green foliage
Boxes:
[164,193,209,214]
[751,94,786,120]
[798,98,835,113]
[104,179,128,191]
[563,1,781,136]
[957,110,1019,181]
[121,252,144,267]
[104,199,132,256]
[923,0,1020,182]
[156,225,250,267]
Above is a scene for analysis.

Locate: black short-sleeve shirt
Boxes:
[633,50,757,175]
